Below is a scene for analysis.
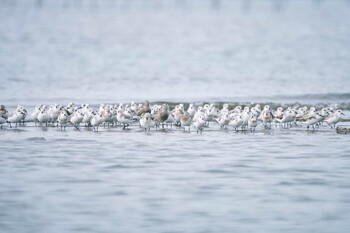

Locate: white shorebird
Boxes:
[91,113,104,131]
[82,109,95,127]
[248,114,258,132]
[14,105,27,124]
[218,103,230,116]
[70,111,84,129]
[30,105,43,125]
[139,113,155,132]
[7,111,26,128]
[37,109,50,126]
[117,109,135,129]
[101,107,114,126]
[275,109,294,128]
[58,111,69,130]
[260,105,274,128]
[324,109,345,129]
[204,105,218,125]
[215,114,230,130]
[229,115,243,132]
[274,107,284,121]
[192,106,205,122]
[193,116,206,134]
[302,112,324,130]
[187,103,196,118]
[241,107,250,130]
[48,104,62,124]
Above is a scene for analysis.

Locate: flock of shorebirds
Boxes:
[0,101,347,133]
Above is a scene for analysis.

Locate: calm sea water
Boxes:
[1,1,350,233]
[1,121,350,233]
[1,0,350,104]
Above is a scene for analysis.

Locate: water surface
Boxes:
[1,121,350,233]
[0,0,350,104]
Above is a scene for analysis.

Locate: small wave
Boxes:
[26,137,46,141]
[202,169,233,174]
[104,164,142,169]
[65,179,102,184]
[267,93,350,101]
[6,78,30,84]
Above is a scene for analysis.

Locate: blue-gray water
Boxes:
[1,1,350,233]
[1,0,350,104]
[1,122,350,233]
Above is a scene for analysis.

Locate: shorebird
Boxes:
[229,115,243,132]
[218,103,230,116]
[152,105,169,128]
[193,116,206,134]
[173,108,184,126]
[324,109,345,129]
[139,113,155,132]
[58,110,69,130]
[180,112,192,131]
[240,107,250,130]
[37,109,50,126]
[91,113,104,131]
[117,109,135,129]
[187,103,196,118]
[260,105,274,128]
[275,109,294,128]
[48,104,62,124]
[248,114,258,132]
[7,110,26,128]
[70,111,84,129]
[215,114,230,130]
[302,112,324,130]
[0,105,9,119]
[137,101,151,116]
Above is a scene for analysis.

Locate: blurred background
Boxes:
[1,0,350,104]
